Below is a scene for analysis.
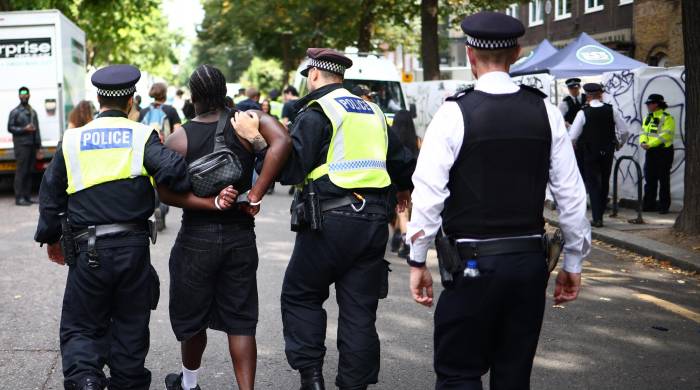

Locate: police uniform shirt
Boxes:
[558,94,584,119]
[408,71,591,273]
[35,110,192,244]
[277,83,415,197]
[568,99,630,145]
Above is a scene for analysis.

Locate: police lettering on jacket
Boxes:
[334,97,373,114]
[80,128,133,150]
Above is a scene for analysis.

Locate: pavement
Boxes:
[1,187,699,389]
[544,204,700,273]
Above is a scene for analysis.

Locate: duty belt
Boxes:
[74,222,154,269]
[456,236,544,259]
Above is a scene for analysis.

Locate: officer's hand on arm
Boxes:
[235,110,292,205]
[554,270,581,305]
[47,242,65,266]
[409,230,434,307]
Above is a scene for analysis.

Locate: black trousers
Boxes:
[281,207,388,389]
[582,147,614,222]
[13,144,35,199]
[643,147,674,212]
[60,234,155,390]
[434,252,548,390]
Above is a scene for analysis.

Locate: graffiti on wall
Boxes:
[602,67,686,207]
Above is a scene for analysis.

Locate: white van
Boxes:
[0,10,86,174]
[293,53,414,124]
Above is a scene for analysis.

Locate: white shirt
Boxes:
[407,71,591,273]
[568,99,630,145]
[558,94,584,120]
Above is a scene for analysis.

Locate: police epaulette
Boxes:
[446,85,475,101]
[519,84,547,98]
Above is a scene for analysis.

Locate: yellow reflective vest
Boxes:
[62,116,153,194]
[306,88,391,189]
[640,109,675,148]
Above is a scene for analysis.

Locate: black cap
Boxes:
[91,64,141,97]
[645,94,665,104]
[565,78,581,88]
[583,83,603,93]
[300,48,353,77]
[18,86,29,95]
[460,11,525,50]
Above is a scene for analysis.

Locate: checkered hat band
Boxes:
[96,86,137,97]
[309,58,346,75]
[466,35,518,50]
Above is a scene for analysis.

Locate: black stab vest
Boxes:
[441,86,552,239]
[563,94,586,123]
[579,103,616,152]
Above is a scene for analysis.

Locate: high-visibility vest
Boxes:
[62,116,153,194]
[270,100,283,119]
[640,109,675,148]
[306,88,391,189]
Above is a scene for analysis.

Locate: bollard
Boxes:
[610,156,644,224]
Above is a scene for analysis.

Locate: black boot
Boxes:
[390,230,401,253]
[300,366,325,390]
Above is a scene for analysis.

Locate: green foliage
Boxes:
[240,57,286,93]
[3,0,181,80]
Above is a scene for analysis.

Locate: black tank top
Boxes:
[181,112,255,227]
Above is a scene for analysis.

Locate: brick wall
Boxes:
[633,0,684,66]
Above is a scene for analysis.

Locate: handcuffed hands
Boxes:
[47,242,65,266]
[214,186,238,210]
[554,270,581,305]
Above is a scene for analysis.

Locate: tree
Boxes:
[240,57,286,93]
[2,0,181,79]
[675,0,700,234]
[421,0,440,80]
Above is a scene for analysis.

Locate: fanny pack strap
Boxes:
[213,108,231,153]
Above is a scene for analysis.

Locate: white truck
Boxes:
[293,52,415,125]
[0,10,86,175]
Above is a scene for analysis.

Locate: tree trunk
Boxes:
[674,0,700,234]
[421,0,440,80]
[357,0,376,53]
[0,0,11,11]
[281,34,292,87]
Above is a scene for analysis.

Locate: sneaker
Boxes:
[165,373,201,390]
[397,242,410,259]
[154,208,166,232]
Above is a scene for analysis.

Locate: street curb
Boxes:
[544,213,700,273]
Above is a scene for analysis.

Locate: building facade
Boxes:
[633,0,684,66]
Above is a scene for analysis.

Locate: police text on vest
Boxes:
[80,128,133,150]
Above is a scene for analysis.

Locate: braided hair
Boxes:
[188,64,227,113]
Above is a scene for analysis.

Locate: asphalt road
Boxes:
[0,187,698,389]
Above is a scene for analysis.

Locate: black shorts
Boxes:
[169,224,259,341]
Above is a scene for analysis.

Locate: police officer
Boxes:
[7,86,41,206]
[559,78,586,175]
[407,12,591,389]
[569,83,629,227]
[34,65,238,390]
[235,48,415,390]
[640,94,675,214]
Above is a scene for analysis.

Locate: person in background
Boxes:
[268,89,284,119]
[351,85,376,103]
[139,82,182,140]
[225,96,235,109]
[640,93,676,214]
[388,110,421,258]
[559,78,587,176]
[569,83,629,228]
[236,88,262,111]
[234,87,247,104]
[67,100,94,129]
[161,64,291,390]
[7,86,41,206]
[261,99,277,119]
[134,95,143,112]
[281,85,300,128]
[173,88,186,118]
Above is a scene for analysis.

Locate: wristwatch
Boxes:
[406,258,426,268]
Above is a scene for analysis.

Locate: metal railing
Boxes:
[610,156,644,224]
